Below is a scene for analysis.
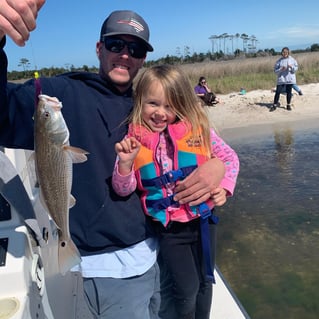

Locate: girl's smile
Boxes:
[141,81,176,132]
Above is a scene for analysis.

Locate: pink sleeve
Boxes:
[112,158,137,197]
[210,128,240,196]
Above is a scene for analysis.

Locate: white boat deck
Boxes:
[211,267,250,318]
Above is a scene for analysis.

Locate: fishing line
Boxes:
[29,38,38,71]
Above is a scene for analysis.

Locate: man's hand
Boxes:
[174,158,225,206]
[0,0,45,46]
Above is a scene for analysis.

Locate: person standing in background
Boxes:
[270,47,299,112]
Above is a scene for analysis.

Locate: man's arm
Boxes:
[174,130,239,206]
[0,0,45,46]
[0,33,37,149]
[173,158,226,205]
[0,0,46,148]
[0,35,9,139]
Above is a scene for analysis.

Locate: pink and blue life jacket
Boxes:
[129,121,213,227]
[129,121,218,280]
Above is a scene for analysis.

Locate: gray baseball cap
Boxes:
[100,10,153,52]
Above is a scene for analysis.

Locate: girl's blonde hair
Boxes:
[131,64,212,157]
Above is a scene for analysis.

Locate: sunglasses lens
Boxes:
[104,38,125,53]
[127,42,146,59]
[104,38,146,59]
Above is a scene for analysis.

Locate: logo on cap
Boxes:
[117,18,144,33]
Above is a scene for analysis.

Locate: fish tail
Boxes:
[58,238,82,275]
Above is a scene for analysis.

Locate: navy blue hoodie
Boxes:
[0,36,153,256]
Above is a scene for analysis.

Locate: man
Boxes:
[0,1,228,318]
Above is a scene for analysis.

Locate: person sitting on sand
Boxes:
[292,83,303,96]
[194,76,221,106]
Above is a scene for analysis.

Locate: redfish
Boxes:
[34,94,88,274]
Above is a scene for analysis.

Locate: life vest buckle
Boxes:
[164,169,184,184]
[198,203,211,219]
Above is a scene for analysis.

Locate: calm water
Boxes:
[216,119,319,319]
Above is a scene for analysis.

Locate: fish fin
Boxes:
[69,194,76,208]
[64,145,89,163]
[58,238,82,275]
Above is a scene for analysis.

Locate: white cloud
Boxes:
[258,24,319,49]
[266,25,319,41]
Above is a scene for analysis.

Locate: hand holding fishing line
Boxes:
[0,0,45,46]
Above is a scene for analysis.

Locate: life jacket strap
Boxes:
[141,165,198,188]
[146,195,178,212]
[200,207,219,282]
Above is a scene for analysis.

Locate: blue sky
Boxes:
[5,0,319,71]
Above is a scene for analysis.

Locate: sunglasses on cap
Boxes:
[103,37,147,59]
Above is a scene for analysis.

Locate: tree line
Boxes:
[209,33,258,54]
[8,43,319,81]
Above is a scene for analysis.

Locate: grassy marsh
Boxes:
[180,52,319,94]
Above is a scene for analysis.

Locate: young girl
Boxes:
[112,65,239,318]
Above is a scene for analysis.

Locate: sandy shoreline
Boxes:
[207,83,319,140]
